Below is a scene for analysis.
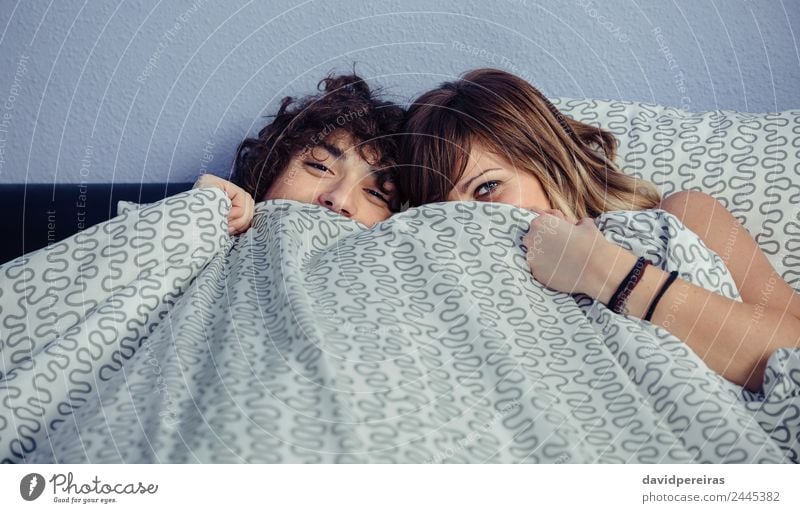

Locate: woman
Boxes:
[195,72,405,232]
[396,68,800,392]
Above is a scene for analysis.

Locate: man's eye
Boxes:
[475,180,500,197]
[305,162,331,173]
[365,189,389,203]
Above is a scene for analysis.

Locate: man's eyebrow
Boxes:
[460,168,501,194]
[368,167,391,178]
[317,141,345,160]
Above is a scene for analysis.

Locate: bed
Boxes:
[1,99,798,463]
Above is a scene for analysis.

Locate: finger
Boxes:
[227,184,248,214]
[206,174,224,187]
[228,208,246,228]
[228,205,245,222]
[525,243,541,266]
[522,229,542,252]
[574,218,597,233]
[545,209,566,220]
[243,197,255,229]
[193,173,213,189]
[240,197,256,230]
[522,230,536,250]
[522,229,534,244]
[229,197,255,233]
[224,182,243,201]
[228,210,249,233]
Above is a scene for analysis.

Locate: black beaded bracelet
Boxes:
[644,270,679,322]
[608,256,650,314]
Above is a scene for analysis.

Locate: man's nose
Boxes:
[317,182,356,218]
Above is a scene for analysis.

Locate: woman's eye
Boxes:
[305,162,332,174]
[475,180,500,197]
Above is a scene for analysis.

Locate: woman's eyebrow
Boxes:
[460,168,501,194]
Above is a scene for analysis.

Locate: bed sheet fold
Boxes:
[1,188,797,463]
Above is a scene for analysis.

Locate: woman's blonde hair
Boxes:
[397,68,661,219]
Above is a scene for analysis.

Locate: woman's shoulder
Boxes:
[656,189,737,247]
[657,190,721,217]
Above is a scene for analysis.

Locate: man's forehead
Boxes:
[322,131,358,157]
[316,133,383,171]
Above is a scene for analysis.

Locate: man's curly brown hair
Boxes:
[232,73,406,210]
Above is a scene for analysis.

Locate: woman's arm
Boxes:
[587,244,800,392]
[524,205,800,393]
[658,190,800,320]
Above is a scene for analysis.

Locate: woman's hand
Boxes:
[522,208,618,297]
[524,205,800,392]
[193,174,255,235]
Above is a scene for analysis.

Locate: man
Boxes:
[195,73,405,232]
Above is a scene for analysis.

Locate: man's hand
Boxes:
[193,174,255,234]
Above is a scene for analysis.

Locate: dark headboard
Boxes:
[0,183,193,265]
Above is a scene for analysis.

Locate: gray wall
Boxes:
[0,0,798,184]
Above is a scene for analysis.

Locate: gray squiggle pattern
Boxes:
[1,189,797,463]
[552,98,800,289]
